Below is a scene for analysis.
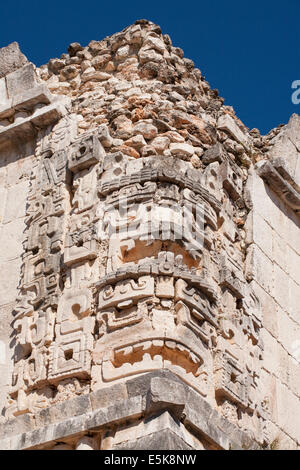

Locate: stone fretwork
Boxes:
[0,20,299,451]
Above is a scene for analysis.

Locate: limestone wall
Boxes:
[245,119,300,449]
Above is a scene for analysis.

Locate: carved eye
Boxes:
[72,304,81,316]
[64,349,73,361]
[103,286,114,299]
[79,146,86,156]
[230,372,237,383]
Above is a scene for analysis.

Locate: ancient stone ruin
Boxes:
[0,20,299,450]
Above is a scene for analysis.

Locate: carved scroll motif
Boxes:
[98,276,154,310]
[49,289,94,380]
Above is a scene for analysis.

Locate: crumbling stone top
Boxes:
[0,42,28,78]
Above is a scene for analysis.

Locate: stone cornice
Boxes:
[0,372,255,450]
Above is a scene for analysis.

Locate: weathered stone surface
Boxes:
[146,376,187,417]
[257,160,300,211]
[0,42,28,78]
[6,63,37,96]
[0,372,255,450]
[268,114,300,192]
[217,113,249,147]
[170,142,194,156]
[202,142,225,164]
[90,383,128,409]
[76,436,98,450]
[13,84,52,110]
[114,429,193,450]
[113,411,195,450]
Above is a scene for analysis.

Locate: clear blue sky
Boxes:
[1,0,299,135]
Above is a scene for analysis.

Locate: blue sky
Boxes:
[1,0,299,135]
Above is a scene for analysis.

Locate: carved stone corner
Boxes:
[256,160,300,212]
[0,63,67,146]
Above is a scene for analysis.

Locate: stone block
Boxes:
[272,231,289,274]
[0,187,7,224]
[114,429,194,450]
[265,340,289,387]
[268,114,300,194]
[202,142,225,164]
[111,411,201,450]
[0,413,35,440]
[260,368,277,423]
[0,258,22,305]
[6,154,34,187]
[275,431,299,450]
[220,160,243,200]
[287,246,300,286]
[0,77,8,105]
[288,356,300,399]
[0,167,6,187]
[272,156,300,192]
[276,380,300,443]
[0,327,13,419]
[146,377,187,418]
[245,210,273,259]
[288,278,300,324]
[2,180,29,224]
[272,265,300,323]
[125,370,182,398]
[276,306,300,358]
[244,168,276,223]
[271,197,294,241]
[217,114,249,147]
[0,102,64,145]
[86,395,144,430]
[76,436,98,450]
[0,42,28,79]
[170,142,194,157]
[0,218,26,261]
[48,394,92,425]
[90,383,128,410]
[68,133,105,172]
[12,84,52,111]
[252,280,278,338]
[30,101,65,128]
[245,244,273,295]
[6,63,37,97]
[273,264,290,310]
[257,160,300,211]
[280,344,293,386]
[0,437,10,450]
[287,213,300,255]
[184,402,230,450]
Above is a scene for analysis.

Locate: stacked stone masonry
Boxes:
[0,20,299,450]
